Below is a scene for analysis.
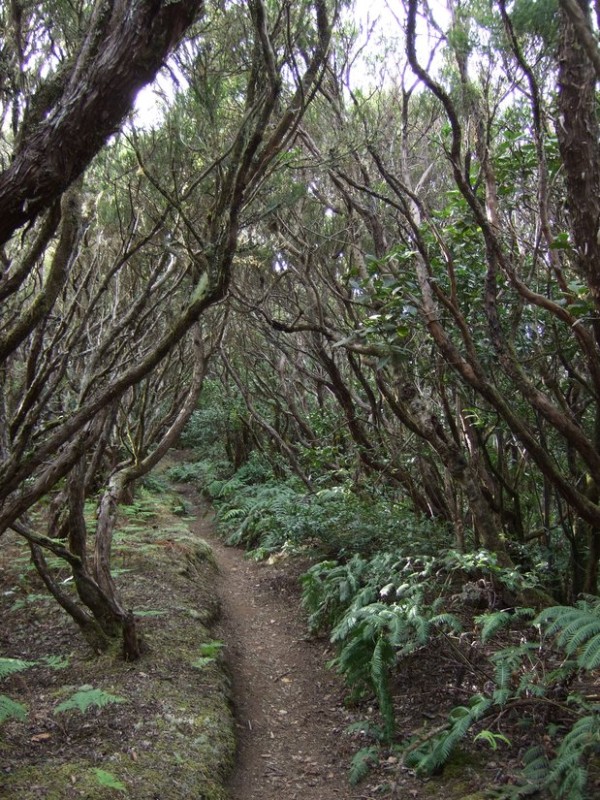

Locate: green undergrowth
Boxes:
[0,474,234,800]
[173,451,600,798]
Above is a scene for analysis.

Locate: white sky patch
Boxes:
[133,1,452,128]
[349,0,452,88]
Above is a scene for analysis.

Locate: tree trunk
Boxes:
[0,0,204,245]
[557,0,600,308]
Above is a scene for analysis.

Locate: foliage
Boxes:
[191,640,224,670]
[302,549,463,740]
[167,459,233,490]
[209,460,451,559]
[1,655,71,724]
[333,597,461,740]
[348,745,380,785]
[0,695,28,724]
[0,658,34,679]
[537,598,600,670]
[93,769,127,792]
[53,687,126,715]
[405,599,600,799]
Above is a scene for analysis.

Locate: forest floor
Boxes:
[1,463,500,800]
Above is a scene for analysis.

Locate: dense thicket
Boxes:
[2,0,600,795]
[170,2,600,793]
[0,0,336,657]
[198,0,600,602]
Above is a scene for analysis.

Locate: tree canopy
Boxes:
[3,0,600,794]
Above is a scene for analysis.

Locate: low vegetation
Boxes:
[0,482,234,800]
[2,1,600,798]
[170,416,600,798]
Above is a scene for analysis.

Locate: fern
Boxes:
[521,744,551,790]
[0,694,28,724]
[537,600,600,670]
[476,608,536,643]
[93,768,126,792]
[546,714,600,800]
[371,636,395,740]
[199,640,223,658]
[330,597,462,741]
[54,687,126,715]
[191,639,223,669]
[406,695,493,776]
[348,745,379,785]
[423,599,600,798]
[0,657,35,678]
[42,655,70,670]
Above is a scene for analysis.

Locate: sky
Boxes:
[133,1,447,126]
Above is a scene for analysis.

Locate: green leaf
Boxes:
[42,655,70,670]
[474,730,511,750]
[0,694,28,724]
[348,745,379,785]
[191,657,216,670]
[549,231,571,250]
[93,769,126,792]
[199,640,223,658]
[54,687,126,715]
[0,657,35,679]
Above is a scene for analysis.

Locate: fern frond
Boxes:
[578,634,600,670]
[560,618,600,654]
[93,769,126,792]
[54,687,126,715]
[409,697,493,776]
[430,612,463,633]
[348,745,379,785]
[0,657,35,679]
[492,652,513,702]
[546,715,600,800]
[0,694,28,724]
[371,635,395,740]
[522,744,550,788]
[537,604,600,671]
[477,608,535,643]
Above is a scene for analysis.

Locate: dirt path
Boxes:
[189,504,368,800]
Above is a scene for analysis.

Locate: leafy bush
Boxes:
[140,472,170,494]
[210,468,452,560]
[301,551,462,740]
[167,458,233,490]
[209,451,275,496]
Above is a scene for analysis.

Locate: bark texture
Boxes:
[0,0,204,246]
[557,0,600,305]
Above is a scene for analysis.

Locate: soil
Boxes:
[0,485,235,800]
[197,507,366,800]
[183,489,487,800]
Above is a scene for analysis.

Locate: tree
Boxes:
[197,0,600,598]
[0,0,337,658]
[0,0,204,245]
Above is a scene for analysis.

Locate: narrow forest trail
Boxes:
[187,498,370,800]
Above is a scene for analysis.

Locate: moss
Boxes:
[442,747,485,778]
[0,493,234,800]
[2,748,233,800]
[421,749,489,799]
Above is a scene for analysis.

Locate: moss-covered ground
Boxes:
[0,476,234,800]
